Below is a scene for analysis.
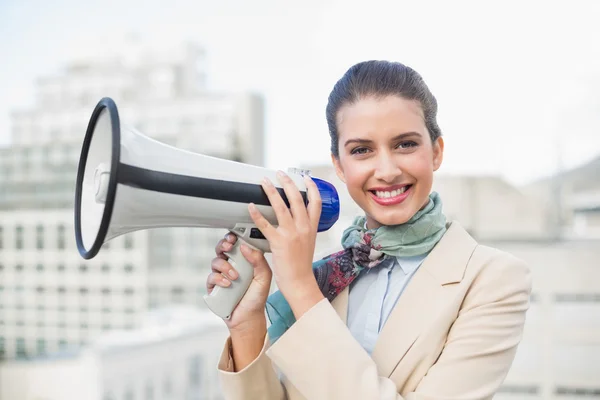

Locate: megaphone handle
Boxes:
[203,238,255,320]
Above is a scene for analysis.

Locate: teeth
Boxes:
[374,187,407,198]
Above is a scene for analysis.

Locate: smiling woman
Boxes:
[209,60,532,400]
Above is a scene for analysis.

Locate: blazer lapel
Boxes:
[370,221,478,377]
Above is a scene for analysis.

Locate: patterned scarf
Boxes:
[265,191,447,342]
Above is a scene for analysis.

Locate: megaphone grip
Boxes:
[203,239,255,319]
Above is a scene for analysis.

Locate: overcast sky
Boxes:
[1,0,599,185]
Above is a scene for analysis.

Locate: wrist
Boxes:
[280,278,324,320]
[229,319,267,372]
[229,316,267,339]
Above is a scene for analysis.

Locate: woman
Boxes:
[206,60,532,400]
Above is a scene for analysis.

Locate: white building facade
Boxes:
[0,306,229,400]
[0,38,264,363]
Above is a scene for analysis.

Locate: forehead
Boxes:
[336,95,426,138]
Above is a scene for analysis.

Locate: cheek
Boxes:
[407,151,435,179]
[340,162,371,190]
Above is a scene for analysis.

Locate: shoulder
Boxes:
[468,244,531,281]
[463,244,533,307]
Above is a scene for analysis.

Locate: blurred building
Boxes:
[0,306,229,400]
[525,155,600,239]
[0,38,264,363]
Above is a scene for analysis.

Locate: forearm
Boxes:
[230,318,268,371]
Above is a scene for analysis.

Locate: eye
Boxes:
[396,141,418,149]
[350,147,371,155]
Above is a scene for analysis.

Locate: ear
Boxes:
[432,137,444,171]
[331,153,346,183]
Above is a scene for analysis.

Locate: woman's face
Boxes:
[332,95,444,229]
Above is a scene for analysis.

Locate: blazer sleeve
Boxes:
[217,334,286,400]
[265,251,532,400]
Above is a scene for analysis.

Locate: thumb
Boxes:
[240,244,272,279]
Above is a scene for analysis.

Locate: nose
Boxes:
[373,152,402,183]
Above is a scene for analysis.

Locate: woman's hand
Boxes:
[248,171,325,317]
[206,234,272,333]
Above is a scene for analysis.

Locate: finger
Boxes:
[240,244,273,282]
[277,170,309,226]
[261,177,293,227]
[211,257,239,281]
[248,203,276,240]
[304,175,323,232]
[215,234,238,259]
[239,243,269,270]
[206,271,231,293]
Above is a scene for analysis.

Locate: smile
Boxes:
[368,185,412,206]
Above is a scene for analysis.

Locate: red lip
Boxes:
[368,185,412,206]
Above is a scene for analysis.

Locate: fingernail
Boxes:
[228,269,238,280]
[277,170,285,177]
[222,278,231,286]
[223,242,232,251]
[262,177,270,185]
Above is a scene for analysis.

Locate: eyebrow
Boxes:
[344,131,422,147]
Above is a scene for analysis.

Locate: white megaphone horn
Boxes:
[74,97,340,320]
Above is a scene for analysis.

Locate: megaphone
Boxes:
[74,97,340,320]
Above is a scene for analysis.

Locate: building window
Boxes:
[36,338,46,354]
[124,264,134,273]
[36,224,44,249]
[555,293,600,302]
[124,387,134,400]
[498,385,539,394]
[15,264,23,272]
[15,225,23,249]
[0,226,3,249]
[555,387,600,396]
[188,355,203,389]
[145,384,154,400]
[57,224,66,249]
[172,286,185,302]
[36,263,44,272]
[124,234,134,249]
[57,263,65,272]
[16,338,26,358]
[79,264,88,273]
[101,264,110,273]
[163,376,172,396]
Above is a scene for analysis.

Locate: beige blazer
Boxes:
[217,221,532,400]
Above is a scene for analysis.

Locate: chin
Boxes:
[374,212,413,227]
